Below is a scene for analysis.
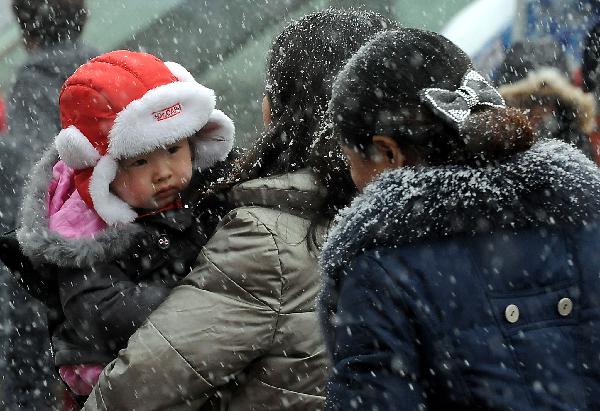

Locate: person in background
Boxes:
[320,28,600,410]
[495,38,597,162]
[582,20,600,162]
[1,0,97,408]
[83,9,394,410]
[5,0,98,206]
[0,93,7,134]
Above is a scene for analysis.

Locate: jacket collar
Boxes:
[321,139,600,279]
[17,146,142,268]
[498,68,597,134]
[138,206,194,232]
[229,168,325,216]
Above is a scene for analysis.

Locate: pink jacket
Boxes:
[47,161,106,239]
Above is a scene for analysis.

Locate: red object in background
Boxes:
[572,67,584,89]
[588,128,600,165]
[0,95,7,134]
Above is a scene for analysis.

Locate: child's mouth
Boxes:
[155,187,177,199]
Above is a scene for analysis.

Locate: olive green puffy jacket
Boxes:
[84,169,329,410]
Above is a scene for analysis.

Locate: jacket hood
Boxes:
[321,139,600,279]
[229,168,326,216]
[17,146,142,268]
[498,68,597,133]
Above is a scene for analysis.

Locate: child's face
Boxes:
[111,140,193,211]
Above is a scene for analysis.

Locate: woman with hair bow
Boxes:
[320,28,600,410]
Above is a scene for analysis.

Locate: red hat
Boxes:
[54,50,234,225]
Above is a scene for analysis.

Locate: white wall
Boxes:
[0,0,14,31]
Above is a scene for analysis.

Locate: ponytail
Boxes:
[457,107,535,162]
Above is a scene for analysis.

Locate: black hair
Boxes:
[583,21,600,93]
[225,8,396,244]
[12,0,88,47]
[330,29,535,166]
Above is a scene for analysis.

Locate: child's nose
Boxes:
[154,163,172,183]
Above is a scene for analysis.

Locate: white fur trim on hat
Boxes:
[191,109,235,169]
[164,61,196,83]
[55,125,101,170]
[88,155,137,225]
[108,81,216,159]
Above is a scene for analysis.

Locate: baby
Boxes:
[14,50,235,397]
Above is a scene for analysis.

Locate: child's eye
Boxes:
[168,145,180,154]
[130,159,147,167]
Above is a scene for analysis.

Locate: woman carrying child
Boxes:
[83,9,395,411]
[16,50,235,400]
[320,28,600,410]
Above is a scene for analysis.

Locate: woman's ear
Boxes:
[262,96,272,127]
[372,135,405,167]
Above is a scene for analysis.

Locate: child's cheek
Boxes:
[183,166,193,185]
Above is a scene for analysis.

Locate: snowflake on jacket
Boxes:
[320,139,600,411]
[16,146,234,367]
[11,50,236,374]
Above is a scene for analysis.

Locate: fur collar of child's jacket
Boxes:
[17,146,143,268]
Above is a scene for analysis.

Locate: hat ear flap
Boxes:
[190,109,235,170]
[55,126,101,170]
[88,156,138,226]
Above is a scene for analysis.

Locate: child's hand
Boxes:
[59,364,105,396]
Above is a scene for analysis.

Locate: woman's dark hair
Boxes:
[330,29,535,166]
[12,0,88,47]
[224,8,396,245]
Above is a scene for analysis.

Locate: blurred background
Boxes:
[2,0,600,408]
[0,0,474,147]
[3,0,600,145]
